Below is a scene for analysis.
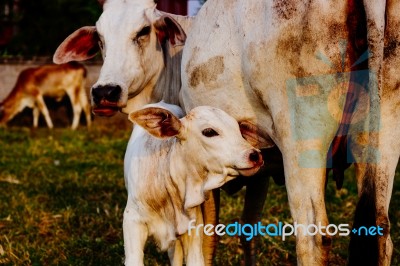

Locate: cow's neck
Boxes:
[154,14,194,108]
[154,44,184,106]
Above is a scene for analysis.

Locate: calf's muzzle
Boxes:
[249,150,262,164]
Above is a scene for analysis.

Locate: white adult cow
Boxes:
[53,0,396,265]
[124,101,263,265]
[181,1,393,266]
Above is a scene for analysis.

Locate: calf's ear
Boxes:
[53,26,100,64]
[154,15,186,47]
[129,107,182,139]
[239,121,275,149]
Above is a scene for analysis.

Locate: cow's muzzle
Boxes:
[91,85,122,116]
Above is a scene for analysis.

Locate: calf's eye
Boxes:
[202,128,219,137]
[136,26,151,39]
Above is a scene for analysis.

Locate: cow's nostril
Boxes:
[107,85,122,101]
[92,85,122,104]
[249,150,261,163]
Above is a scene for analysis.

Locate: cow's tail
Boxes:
[348,165,378,266]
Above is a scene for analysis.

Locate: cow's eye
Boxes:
[136,26,151,39]
[202,128,219,137]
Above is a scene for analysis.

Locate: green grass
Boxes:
[0,127,399,265]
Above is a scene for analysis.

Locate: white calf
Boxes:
[123,102,263,265]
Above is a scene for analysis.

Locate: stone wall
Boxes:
[0,60,131,130]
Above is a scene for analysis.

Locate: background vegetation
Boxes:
[0,0,102,57]
[0,127,398,265]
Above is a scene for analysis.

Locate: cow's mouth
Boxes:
[91,85,123,116]
[92,106,120,117]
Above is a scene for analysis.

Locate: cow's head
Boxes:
[53,0,186,116]
[129,105,264,209]
[0,91,30,126]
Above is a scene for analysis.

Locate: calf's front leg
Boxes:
[123,200,148,266]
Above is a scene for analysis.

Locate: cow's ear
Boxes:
[53,26,100,64]
[154,15,186,47]
[98,0,106,8]
[239,121,275,149]
[129,107,182,138]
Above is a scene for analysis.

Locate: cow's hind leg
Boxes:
[349,126,398,266]
[284,155,331,266]
[349,165,379,266]
[349,163,394,266]
[371,87,399,266]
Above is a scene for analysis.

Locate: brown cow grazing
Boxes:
[0,62,91,129]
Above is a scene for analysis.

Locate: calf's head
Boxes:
[129,105,264,208]
[53,0,186,116]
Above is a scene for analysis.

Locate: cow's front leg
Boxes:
[32,107,40,128]
[240,172,269,266]
[36,95,53,129]
[123,200,148,266]
[285,160,330,265]
[240,146,284,265]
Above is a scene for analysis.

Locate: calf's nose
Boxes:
[92,85,121,105]
[249,149,262,164]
